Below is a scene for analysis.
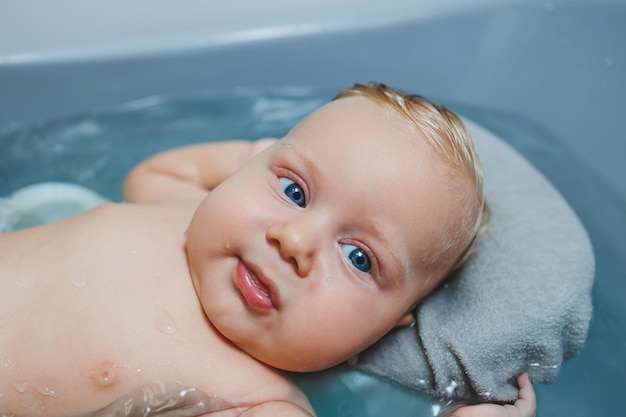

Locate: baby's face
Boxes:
[186,97,462,371]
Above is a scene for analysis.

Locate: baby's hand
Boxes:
[239,138,278,164]
[446,374,536,417]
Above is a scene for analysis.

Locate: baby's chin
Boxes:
[244,345,355,373]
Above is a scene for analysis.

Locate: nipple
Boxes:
[82,360,143,391]
[95,370,114,386]
[82,361,122,388]
[154,308,177,335]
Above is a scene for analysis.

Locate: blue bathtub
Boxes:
[1,1,624,415]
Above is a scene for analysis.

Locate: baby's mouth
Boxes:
[248,268,270,297]
[235,259,277,310]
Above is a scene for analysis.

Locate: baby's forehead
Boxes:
[296,97,419,133]
[287,102,430,153]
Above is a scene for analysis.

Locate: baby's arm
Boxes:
[446,374,536,417]
[124,138,277,203]
[237,375,534,417]
[236,401,315,417]
[236,375,534,417]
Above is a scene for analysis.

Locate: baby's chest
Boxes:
[96,338,301,416]
[86,296,299,402]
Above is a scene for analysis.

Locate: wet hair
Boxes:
[333,82,489,278]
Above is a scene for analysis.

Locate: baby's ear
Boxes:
[394,312,416,328]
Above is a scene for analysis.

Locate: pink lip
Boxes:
[235,259,280,311]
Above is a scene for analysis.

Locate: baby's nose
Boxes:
[266,221,316,277]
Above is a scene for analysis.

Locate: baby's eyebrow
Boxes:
[277,142,320,179]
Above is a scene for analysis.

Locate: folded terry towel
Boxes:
[357,118,594,402]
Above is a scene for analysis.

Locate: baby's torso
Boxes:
[0,202,310,416]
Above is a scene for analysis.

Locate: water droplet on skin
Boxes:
[72,276,87,288]
[12,382,28,393]
[155,309,177,335]
[2,355,14,368]
[130,249,137,255]
[36,385,57,397]
[224,242,231,249]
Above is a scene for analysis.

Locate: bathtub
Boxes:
[1,1,624,416]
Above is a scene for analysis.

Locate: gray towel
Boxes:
[357,118,594,402]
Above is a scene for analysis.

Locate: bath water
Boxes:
[1,88,622,416]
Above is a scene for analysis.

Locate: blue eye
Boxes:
[279,177,306,208]
[341,244,372,273]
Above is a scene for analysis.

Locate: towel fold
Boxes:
[357,118,594,402]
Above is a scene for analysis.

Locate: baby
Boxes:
[0,83,535,417]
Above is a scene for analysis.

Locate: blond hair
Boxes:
[333,82,489,277]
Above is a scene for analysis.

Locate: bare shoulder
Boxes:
[239,368,314,416]
[85,198,201,231]
[176,340,315,417]
[0,198,200,242]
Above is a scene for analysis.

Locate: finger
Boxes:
[514,373,537,416]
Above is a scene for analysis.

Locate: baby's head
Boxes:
[332,83,488,276]
[186,82,487,372]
